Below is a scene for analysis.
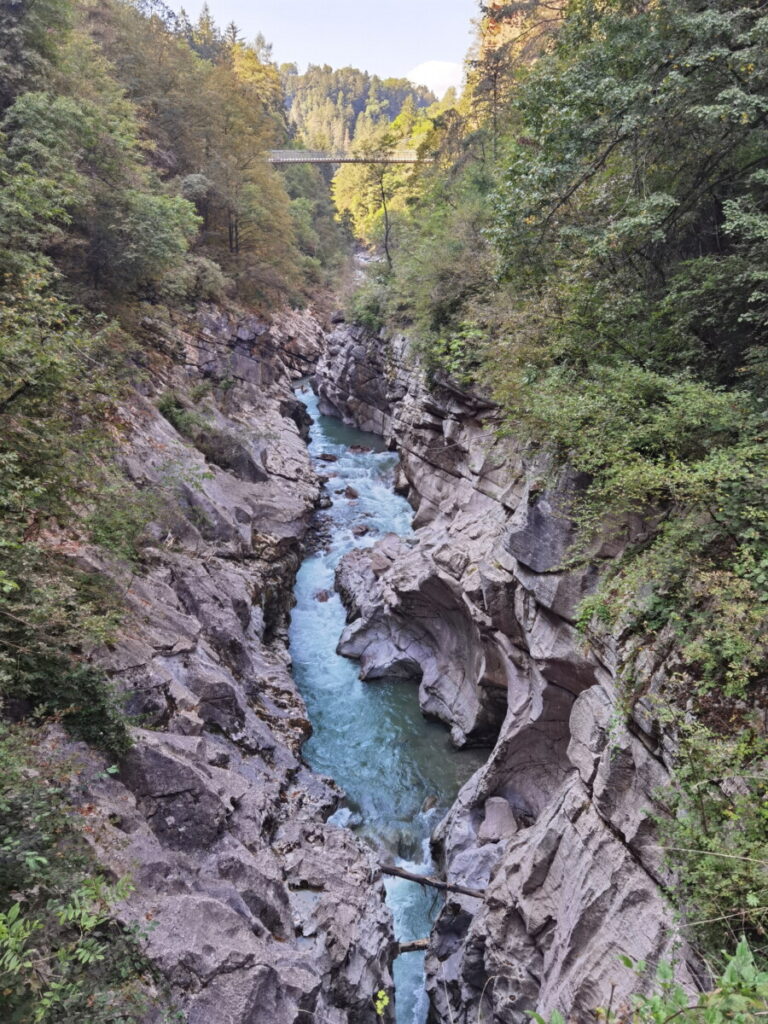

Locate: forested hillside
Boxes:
[281,64,436,151]
[0,0,340,735]
[348,0,768,1001]
[0,0,349,1016]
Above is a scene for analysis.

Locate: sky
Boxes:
[180,0,478,96]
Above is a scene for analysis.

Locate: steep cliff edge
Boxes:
[316,324,704,1022]
[62,308,394,1024]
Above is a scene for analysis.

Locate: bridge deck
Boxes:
[267,149,422,165]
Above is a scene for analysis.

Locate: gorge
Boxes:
[15,304,701,1023]
[3,1,768,1022]
[313,321,706,1022]
[78,299,711,1024]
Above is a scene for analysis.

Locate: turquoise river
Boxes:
[288,386,486,1024]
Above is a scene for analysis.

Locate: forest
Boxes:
[2,0,768,1020]
[282,63,436,151]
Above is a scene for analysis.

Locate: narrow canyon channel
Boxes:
[289,385,487,1024]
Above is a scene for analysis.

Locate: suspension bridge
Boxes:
[267,149,423,165]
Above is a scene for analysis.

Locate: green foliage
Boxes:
[282,63,434,151]
[0,723,166,1023]
[423,324,485,386]
[345,278,387,332]
[556,374,768,698]
[98,0,337,306]
[484,0,768,385]
[374,140,500,344]
[652,715,768,961]
[156,255,229,305]
[285,180,348,286]
[534,938,768,1022]
[2,0,353,309]
[0,264,136,759]
[528,1012,564,1024]
[2,70,199,294]
[373,988,390,1020]
[3,653,130,760]
[531,939,768,1021]
[156,391,211,439]
[0,0,71,110]
[635,939,768,1022]
[90,190,200,293]
[331,103,435,253]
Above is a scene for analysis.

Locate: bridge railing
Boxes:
[267,149,423,164]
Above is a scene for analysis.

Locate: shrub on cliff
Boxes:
[0,723,172,1023]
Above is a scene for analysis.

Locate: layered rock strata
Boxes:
[65,307,393,1024]
[316,323,704,1023]
[270,307,328,379]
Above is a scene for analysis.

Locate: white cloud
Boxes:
[407,60,464,99]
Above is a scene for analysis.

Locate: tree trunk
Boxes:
[378,172,393,270]
[379,864,484,900]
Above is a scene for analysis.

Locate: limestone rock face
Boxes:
[270,307,328,379]
[69,308,394,1024]
[314,325,704,1022]
[316,324,394,436]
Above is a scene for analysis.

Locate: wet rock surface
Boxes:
[316,325,704,1022]
[72,308,394,1024]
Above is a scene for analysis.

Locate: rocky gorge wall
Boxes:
[315,324,705,1022]
[60,307,395,1024]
